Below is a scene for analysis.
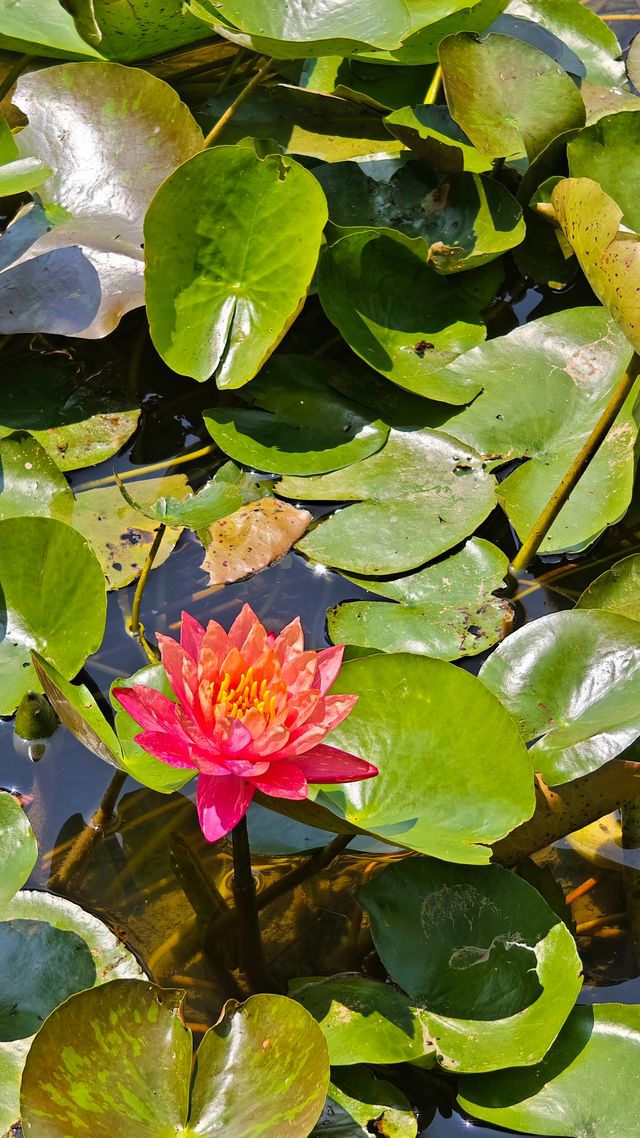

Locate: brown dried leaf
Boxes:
[201,498,312,586]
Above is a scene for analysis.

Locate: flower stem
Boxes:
[129,523,166,662]
[208,830,353,941]
[231,815,279,992]
[50,769,128,888]
[203,57,273,148]
[508,351,640,578]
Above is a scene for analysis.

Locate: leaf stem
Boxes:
[50,769,128,888]
[214,46,249,93]
[0,54,34,103]
[129,523,166,661]
[509,351,640,577]
[203,57,273,148]
[231,814,279,991]
[424,64,442,106]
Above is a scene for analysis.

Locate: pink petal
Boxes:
[295,744,378,783]
[133,731,197,770]
[272,617,304,665]
[279,723,329,757]
[314,644,345,695]
[112,685,179,735]
[180,611,206,660]
[283,689,321,730]
[314,693,359,733]
[157,634,198,711]
[228,604,261,650]
[196,774,254,842]
[217,718,253,756]
[199,620,232,686]
[251,760,308,800]
[281,650,317,696]
[238,618,270,666]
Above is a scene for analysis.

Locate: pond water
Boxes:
[2,4,640,1136]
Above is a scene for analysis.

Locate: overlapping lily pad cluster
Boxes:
[2,1,640,1136]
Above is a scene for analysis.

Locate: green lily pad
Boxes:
[71,476,189,589]
[0,0,102,57]
[577,553,640,621]
[279,429,496,575]
[204,355,389,475]
[112,664,197,794]
[336,0,509,66]
[190,0,491,57]
[291,974,435,1066]
[299,56,435,112]
[0,793,37,915]
[328,539,512,660]
[145,147,327,385]
[628,31,640,89]
[20,982,329,1138]
[312,1067,417,1138]
[0,891,142,1042]
[317,231,490,400]
[569,113,640,233]
[359,858,582,1072]
[0,431,72,521]
[458,1004,640,1137]
[317,162,524,273]
[310,653,534,863]
[0,157,52,197]
[60,0,210,62]
[32,654,127,770]
[197,83,403,162]
[0,869,142,1134]
[0,516,106,715]
[552,177,640,354]
[31,654,193,794]
[439,32,585,160]
[441,307,638,554]
[0,353,140,472]
[479,609,640,785]
[384,105,491,172]
[505,0,625,86]
[0,62,203,338]
[117,462,269,537]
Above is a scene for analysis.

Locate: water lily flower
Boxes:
[113,605,377,841]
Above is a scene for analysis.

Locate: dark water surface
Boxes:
[3,5,640,1136]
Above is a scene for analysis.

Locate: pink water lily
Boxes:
[113,605,377,841]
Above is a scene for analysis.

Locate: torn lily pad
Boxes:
[0,62,203,338]
[328,539,512,660]
[359,858,582,1072]
[278,429,496,575]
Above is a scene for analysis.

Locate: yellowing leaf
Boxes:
[552,177,640,353]
[201,498,311,585]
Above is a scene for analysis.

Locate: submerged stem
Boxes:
[129,523,166,661]
[424,64,442,106]
[231,815,278,992]
[622,800,640,967]
[203,57,273,148]
[509,351,640,577]
[50,769,128,888]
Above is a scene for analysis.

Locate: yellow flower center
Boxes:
[216,667,277,720]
